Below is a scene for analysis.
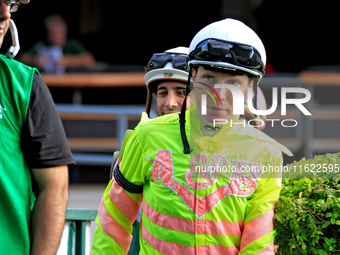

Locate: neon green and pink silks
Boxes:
[92,106,292,255]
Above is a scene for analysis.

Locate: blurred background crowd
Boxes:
[8,0,339,73]
[5,0,339,183]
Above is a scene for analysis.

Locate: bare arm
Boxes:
[30,165,69,255]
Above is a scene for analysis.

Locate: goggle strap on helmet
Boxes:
[188,39,265,78]
[145,53,187,73]
[179,67,192,154]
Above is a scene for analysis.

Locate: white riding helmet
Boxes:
[144,47,189,116]
[188,18,266,79]
[179,19,267,154]
[144,47,189,93]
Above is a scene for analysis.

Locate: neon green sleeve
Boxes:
[92,131,144,254]
[239,153,282,254]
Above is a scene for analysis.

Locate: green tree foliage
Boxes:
[275,153,340,254]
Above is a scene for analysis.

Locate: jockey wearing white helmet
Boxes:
[144,47,189,116]
[180,18,267,152]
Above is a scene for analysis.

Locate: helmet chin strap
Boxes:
[252,78,259,110]
[179,67,192,154]
[145,89,152,117]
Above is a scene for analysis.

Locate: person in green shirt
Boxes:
[19,14,96,72]
[0,2,75,254]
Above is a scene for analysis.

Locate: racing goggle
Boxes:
[145,52,187,73]
[188,39,264,70]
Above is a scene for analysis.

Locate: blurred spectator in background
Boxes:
[19,14,96,73]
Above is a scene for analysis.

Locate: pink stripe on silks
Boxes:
[199,245,239,255]
[258,241,275,255]
[143,199,243,236]
[109,179,140,222]
[240,206,275,250]
[98,197,132,254]
[142,225,239,255]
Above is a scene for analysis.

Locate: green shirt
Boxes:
[0,54,37,254]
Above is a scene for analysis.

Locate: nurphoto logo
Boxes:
[200,84,312,128]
